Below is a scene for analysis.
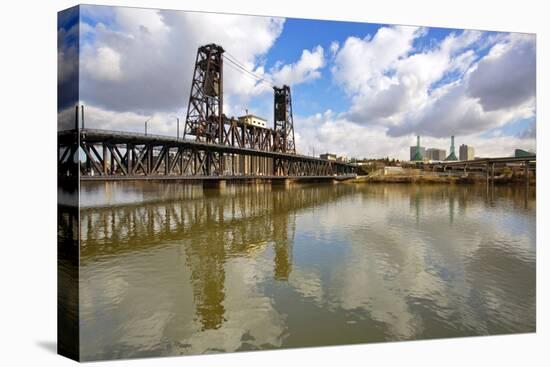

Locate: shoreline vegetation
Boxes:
[349,168,535,185]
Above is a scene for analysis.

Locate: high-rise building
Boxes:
[459,144,475,161]
[515,149,535,157]
[445,136,458,161]
[410,136,425,161]
[410,146,426,161]
[426,148,446,161]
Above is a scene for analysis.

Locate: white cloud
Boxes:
[329,41,339,57]
[335,27,482,127]
[58,104,78,131]
[57,27,78,85]
[294,111,412,158]
[78,104,183,136]
[327,25,535,153]
[466,33,536,111]
[388,82,534,137]
[79,6,285,116]
[58,14,79,113]
[332,26,421,96]
[271,45,325,86]
[294,110,535,160]
[78,6,330,131]
[83,46,123,81]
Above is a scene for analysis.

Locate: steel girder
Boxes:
[71,139,353,178]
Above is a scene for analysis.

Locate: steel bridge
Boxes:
[58,43,356,183]
[58,126,355,181]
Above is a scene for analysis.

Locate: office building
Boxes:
[410,136,425,161]
[426,148,446,161]
[459,144,475,161]
[410,146,426,161]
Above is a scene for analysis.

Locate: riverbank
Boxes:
[350,168,535,185]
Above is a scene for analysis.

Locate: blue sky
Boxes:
[257,19,503,118]
[60,5,536,159]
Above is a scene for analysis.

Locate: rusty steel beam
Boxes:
[65,129,355,180]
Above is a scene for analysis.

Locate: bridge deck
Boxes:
[59,128,354,167]
[421,155,536,168]
[80,174,357,181]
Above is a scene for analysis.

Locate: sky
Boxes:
[58,5,536,160]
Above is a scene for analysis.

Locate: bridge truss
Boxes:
[58,127,355,180]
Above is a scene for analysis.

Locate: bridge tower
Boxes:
[273,85,296,154]
[184,44,225,144]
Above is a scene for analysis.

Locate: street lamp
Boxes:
[144,117,152,136]
[170,114,180,139]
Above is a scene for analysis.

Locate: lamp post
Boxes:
[144,117,152,136]
[170,115,180,139]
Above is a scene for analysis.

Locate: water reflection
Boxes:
[78,182,536,360]
[58,196,79,359]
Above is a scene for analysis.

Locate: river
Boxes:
[75,181,536,360]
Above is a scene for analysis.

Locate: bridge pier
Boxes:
[272,178,291,188]
[127,143,133,174]
[203,179,226,190]
[103,143,108,175]
[491,163,495,187]
[524,161,529,193]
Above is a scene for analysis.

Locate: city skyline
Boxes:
[59,5,536,160]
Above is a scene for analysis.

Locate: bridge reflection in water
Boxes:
[67,182,535,360]
[79,183,352,338]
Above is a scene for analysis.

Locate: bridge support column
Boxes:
[127,144,133,175]
[110,144,115,175]
[203,179,226,190]
[272,178,290,188]
[524,161,529,193]
[165,147,170,176]
[103,143,108,175]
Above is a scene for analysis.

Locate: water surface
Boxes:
[78,181,536,360]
